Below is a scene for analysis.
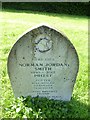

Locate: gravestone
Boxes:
[7,24,79,101]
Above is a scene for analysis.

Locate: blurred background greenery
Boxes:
[2,2,88,16]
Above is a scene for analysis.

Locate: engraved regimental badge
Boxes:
[35,35,52,53]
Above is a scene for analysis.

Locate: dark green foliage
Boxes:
[2,2,88,16]
[6,96,87,119]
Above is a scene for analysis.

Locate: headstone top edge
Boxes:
[17,23,68,41]
[18,23,53,37]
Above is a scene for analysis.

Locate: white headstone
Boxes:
[7,24,79,101]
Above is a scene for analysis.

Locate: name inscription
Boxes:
[19,58,70,99]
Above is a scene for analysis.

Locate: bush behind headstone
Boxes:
[2,2,88,16]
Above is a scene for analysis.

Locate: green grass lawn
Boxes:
[0,9,88,119]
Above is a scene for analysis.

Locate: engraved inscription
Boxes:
[19,58,70,98]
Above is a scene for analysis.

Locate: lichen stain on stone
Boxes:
[14,49,17,60]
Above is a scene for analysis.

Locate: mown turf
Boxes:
[0,9,88,119]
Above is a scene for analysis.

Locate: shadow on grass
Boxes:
[21,96,88,119]
[2,8,88,19]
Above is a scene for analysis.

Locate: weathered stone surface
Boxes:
[7,24,79,101]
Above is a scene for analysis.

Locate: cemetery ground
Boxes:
[0,9,88,119]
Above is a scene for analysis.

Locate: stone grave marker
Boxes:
[7,24,79,101]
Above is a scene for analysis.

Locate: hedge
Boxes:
[2,2,88,16]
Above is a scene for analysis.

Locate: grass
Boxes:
[0,9,88,119]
